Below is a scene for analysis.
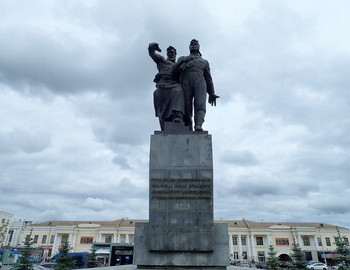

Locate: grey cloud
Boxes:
[112,155,131,169]
[1,0,350,227]
[222,174,316,198]
[231,179,280,196]
[80,197,114,211]
[0,129,51,154]
[221,150,259,166]
[310,201,350,215]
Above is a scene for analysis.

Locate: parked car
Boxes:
[306,262,328,270]
[279,262,292,268]
[331,262,347,270]
[50,252,90,268]
[256,262,268,269]
[38,262,57,269]
[239,262,252,268]
[10,267,46,270]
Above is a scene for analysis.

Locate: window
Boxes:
[256,236,264,246]
[233,252,239,260]
[242,251,247,259]
[104,234,112,243]
[80,237,93,244]
[317,237,322,246]
[42,235,47,244]
[305,251,312,261]
[276,238,289,246]
[302,236,310,246]
[33,235,39,243]
[232,236,238,245]
[241,236,247,245]
[61,234,69,243]
[120,234,126,243]
[8,230,14,243]
[258,251,265,262]
[50,235,55,244]
[325,237,331,246]
[129,234,134,243]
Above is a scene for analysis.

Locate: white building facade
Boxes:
[15,218,350,264]
[226,219,350,263]
[0,211,13,247]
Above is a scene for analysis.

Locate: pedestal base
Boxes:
[134,222,228,269]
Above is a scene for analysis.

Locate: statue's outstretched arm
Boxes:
[148,43,162,63]
[204,62,220,106]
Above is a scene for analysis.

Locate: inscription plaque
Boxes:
[148,134,214,251]
[150,178,212,200]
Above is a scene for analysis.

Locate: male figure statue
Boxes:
[148,43,185,131]
[172,39,219,131]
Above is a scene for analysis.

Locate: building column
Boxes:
[250,234,256,262]
[113,233,118,243]
[52,234,60,256]
[96,233,102,243]
[238,234,243,261]
[267,234,272,253]
[69,232,77,251]
[247,233,252,261]
[297,234,302,246]
[229,234,234,256]
[314,235,319,251]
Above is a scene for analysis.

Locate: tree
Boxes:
[290,243,307,270]
[334,228,350,270]
[54,241,75,270]
[16,233,34,270]
[86,246,98,268]
[266,244,281,270]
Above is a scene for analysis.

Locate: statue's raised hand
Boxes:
[149,42,161,52]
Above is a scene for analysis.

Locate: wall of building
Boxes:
[0,211,13,247]
[10,218,350,265]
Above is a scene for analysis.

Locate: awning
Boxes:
[96,248,110,254]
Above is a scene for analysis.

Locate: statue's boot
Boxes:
[173,111,183,123]
[194,110,205,131]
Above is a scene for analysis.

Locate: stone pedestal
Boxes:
[134,128,228,270]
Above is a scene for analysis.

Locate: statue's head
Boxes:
[189,39,200,54]
[166,46,177,62]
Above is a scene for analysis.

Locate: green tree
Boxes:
[290,243,307,270]
[16,233,34,270]
[334,228,350,270]
[266,244,281,270]
[54,241,75,270]
[86,246,98,268]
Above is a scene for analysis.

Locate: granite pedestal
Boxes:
[134,123,228,270]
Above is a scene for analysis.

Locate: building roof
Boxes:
[30,218,348,230]
[31,218,147,228]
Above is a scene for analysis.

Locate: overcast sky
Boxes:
[1,0,350,228]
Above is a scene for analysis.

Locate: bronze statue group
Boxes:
[149,39,219,131]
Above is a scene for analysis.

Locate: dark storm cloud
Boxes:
[0,0,218,99]
[221,150,259,166]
